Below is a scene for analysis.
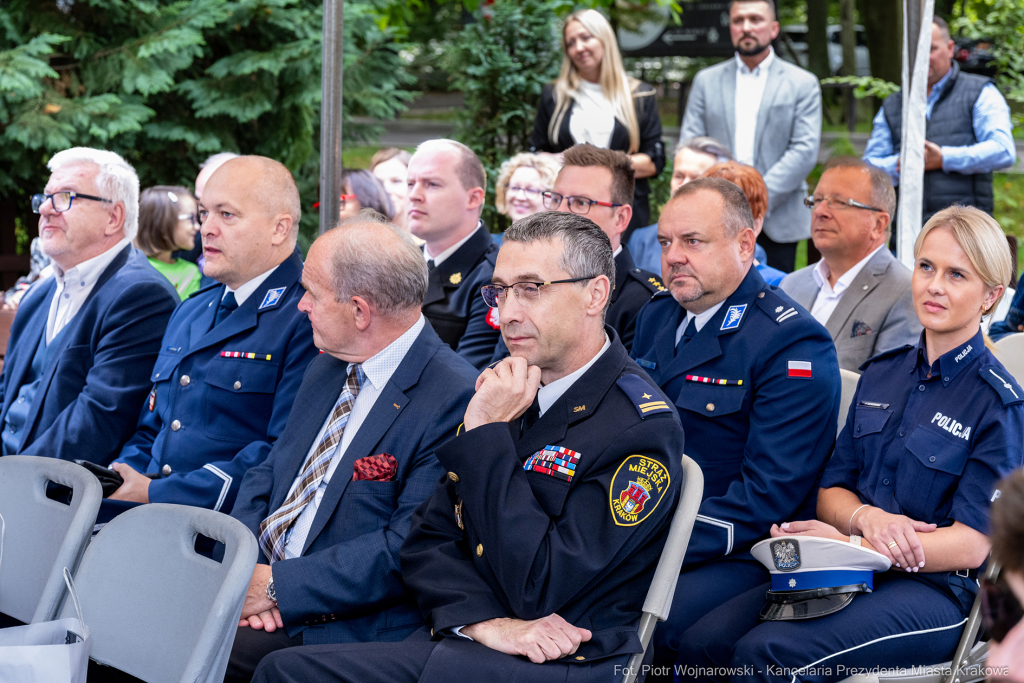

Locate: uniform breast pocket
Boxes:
[150,354,181,385]
[851,406,892,439]
[675,383,747,418]
[202,359,280,442]
[895,426,970,522]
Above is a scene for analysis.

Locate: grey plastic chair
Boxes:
[838,369,861,438]
[0,455,101,624]
[622,455,705,683]
[59,503,258,683]
[838,559,998,683]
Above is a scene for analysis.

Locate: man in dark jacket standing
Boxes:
[864,16,1015,222]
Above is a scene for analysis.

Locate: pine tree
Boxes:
[0,0,414,244]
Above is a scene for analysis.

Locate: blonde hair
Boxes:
[494,153,561,215]
[914,205,1012,316]
[550,10,648,154]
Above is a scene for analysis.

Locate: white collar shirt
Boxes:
[568,80,616,149]
[675,300,726,346]
[733,47,775,166]
[282,315,426,559]
[424,222,482,267]
[809,245,886,325]
[224,264,281,307]
[536,334,611,416]
[46,238,131,344]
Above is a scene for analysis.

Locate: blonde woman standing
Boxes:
[529,9,664,238]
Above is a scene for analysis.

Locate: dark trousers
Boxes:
[226,624,304,683]
[649,557,769,683]
[675,572,972,683]
[252,626,630,683]
[756,232,798,274]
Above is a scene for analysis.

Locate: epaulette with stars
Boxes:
[753,288,802,325]
[629,268,667,295]
[617,372,673,418]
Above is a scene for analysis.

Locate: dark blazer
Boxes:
[231,321,477,645]
[422,225,500,370]
[631,267,841,566]
[113,249,318,512]
[608,247,665,351]
[400,329,684,678]
[529,81,665,229]
[0,245,177,464]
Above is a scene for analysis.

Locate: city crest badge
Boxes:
[609,455,671,527]
[770,539,801,572]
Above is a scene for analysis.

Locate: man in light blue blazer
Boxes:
[0,147,177,464]
[680,0,821,273]
[224,216,478,682]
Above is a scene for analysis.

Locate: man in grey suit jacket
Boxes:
[781,158,921,372]
[680,0,821,273]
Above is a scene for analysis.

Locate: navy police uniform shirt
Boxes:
[608,246,666,351]
[399,329,684,672]
[631,266,841,565]
[822,330,1024,542]
[422,225,501,370]
[113,249,319,513]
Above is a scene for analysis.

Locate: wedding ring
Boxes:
[887,540,898,549]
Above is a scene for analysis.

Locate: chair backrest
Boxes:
[0,456,101,623]
[994,334,1024,387]
[838,369,861,437]
[60,504,258,683]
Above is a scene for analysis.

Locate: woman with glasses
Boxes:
[136,186,202,300]
[674,205,1024,682]
[494,153,561,224]
[987,469,1024,680]
[529,9,664,238]
[337,169,394,222]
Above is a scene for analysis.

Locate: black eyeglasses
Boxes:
[32,191,112,214]
[803,195,884,213]
[177,213,199,227]
[981,577,1024,642]
[481,277,596,308]
[542,192,622,215]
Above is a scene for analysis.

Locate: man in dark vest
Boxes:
[863,16,1015,222]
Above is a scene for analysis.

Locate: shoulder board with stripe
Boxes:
[617,373,673,418]
[980,364,1024,407]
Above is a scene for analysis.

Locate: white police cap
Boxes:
[751,536,891,620]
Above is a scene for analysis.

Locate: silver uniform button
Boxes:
[234,381,242,390]
[171,419,181,431]
[180,375,190,387]
[162,464,172,476]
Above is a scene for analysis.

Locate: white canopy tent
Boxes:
[896,0,935,267]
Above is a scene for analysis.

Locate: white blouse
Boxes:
[568,80,616,149]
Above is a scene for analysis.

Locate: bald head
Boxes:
[210,156,301,238]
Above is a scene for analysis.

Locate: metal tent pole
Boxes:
[319,0,344,235]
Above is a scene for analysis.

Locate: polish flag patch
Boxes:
[486,307,500,330]
[788,361,812,379]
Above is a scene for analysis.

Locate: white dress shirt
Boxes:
[569,80,616,149]
[46,238,131,344]
[224,264,280,306]
[675,301,726,346]
[282,315,426,559]
[424,223,481,266]
[537,334,611,416]
[809,245,886,325]
[733,47,775,166]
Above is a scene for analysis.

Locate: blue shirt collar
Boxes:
[912,328,985,384]
[927,63,955,104]
[347,315,426,391]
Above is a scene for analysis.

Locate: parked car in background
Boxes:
[954,37,996,76]
[777,24,871,77]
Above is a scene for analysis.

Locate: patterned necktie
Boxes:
[215,291,238,327]
[675,317,697,356]
[258,364,365,562]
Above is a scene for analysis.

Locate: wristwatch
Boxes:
[266,574,277,603]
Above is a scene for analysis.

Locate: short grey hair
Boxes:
[502,210,616,287]
[327,210,428,316]
[826,156,897,220]
[673,136,733,162]
[670,177,754,237]
[48,147,140,240]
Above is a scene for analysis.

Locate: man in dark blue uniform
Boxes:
[107,156,318,513]
[630,178,841,678]
[408,140,500,370]
[251,212,684,683]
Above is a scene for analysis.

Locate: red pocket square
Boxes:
[352,453,398,482]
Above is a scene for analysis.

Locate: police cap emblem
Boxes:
[770,539,801,571]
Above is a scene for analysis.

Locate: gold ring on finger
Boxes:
[887,540,898,549]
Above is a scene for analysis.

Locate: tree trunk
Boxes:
[839,0,857,77]
[859,0,903,86]
[806,0,831,79]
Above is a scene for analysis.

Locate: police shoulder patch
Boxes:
[609,455,671,526]
[980,364,1024,406]
[617,373,671,418]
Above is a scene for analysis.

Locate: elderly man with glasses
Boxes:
[250,211,684,683]
[0,147,178,464]
[781,157,921,372]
